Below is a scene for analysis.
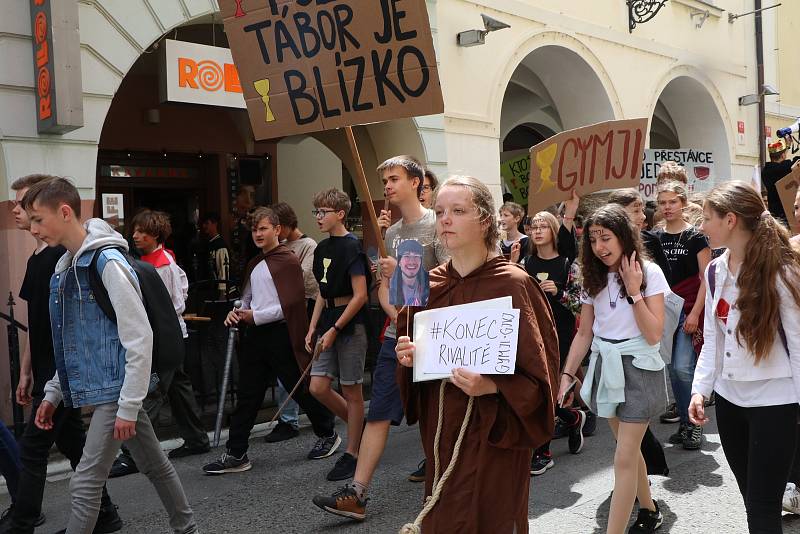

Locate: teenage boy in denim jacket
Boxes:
[22,177,198,534]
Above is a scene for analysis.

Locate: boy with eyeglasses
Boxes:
[305,189,370,482]
[313,156,448,521]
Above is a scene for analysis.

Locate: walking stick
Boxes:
[213,300,241,448]
[265,340,324,426]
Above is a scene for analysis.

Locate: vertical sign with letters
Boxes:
[29,0,83,134]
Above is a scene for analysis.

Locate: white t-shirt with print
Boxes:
[581,261,669,340]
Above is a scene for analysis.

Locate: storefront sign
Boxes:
[29,0,83,134]
[100,165,198,179]
[777,166,800,233]
[501,154,531,205]
[737,121,746,145]
[528,118,648,212]
[160,40,246,109]
[219,0,444,140]
[639,149,715,200]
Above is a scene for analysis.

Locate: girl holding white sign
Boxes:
[395,176,560,534]
[558,205,669,534]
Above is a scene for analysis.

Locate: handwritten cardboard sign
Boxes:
[776,165,800,234]
[501,153,531,204]
[219,0,444,140]
[413,301,519,381]
[639,148,715,201]
[527,118,649,212]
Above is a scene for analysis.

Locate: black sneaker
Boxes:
[94,503,123,533]
[667,423,687,445]
[552,417,568,439]
[202,451,252,475]
[264,421,300,443]
[327,452,357,481]
[682,423,703,450]
[312,485,368,521]
[168,443,211,459]
[568,410,587,454]
[408,459,426,482]
[308,431,342,460]
[108,454,138,478]
[659,403,679,424]
[627,501,663,533]
[530,453,554,476]
[583,410,597,437]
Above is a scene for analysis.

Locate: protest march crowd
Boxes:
[2,140,800,534]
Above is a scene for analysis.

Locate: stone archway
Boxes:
[649,72,733,189]
[498,41,617,204]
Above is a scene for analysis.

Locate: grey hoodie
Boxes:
[44,218,153,421]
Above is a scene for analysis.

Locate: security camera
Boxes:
[482,14,511,32]
[458,14,511,47]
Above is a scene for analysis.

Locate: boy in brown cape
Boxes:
[202,207,338,475]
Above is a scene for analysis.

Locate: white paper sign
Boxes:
[101,194,124,221]
[412,298,519,382]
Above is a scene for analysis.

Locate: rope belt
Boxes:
[399,380,475,534]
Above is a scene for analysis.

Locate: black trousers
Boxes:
[226,322,335,457]
[789,425,800,485]
[10,398,113,533]
[716,393,798,534]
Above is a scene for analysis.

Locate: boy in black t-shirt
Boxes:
[306,188,370,482]
[7,174,122,533]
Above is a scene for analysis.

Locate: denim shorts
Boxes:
[366,337,404,426]
[311,323,368,385]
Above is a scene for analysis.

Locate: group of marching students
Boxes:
[2,150,800,534]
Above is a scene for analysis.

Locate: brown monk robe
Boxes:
[398,256,560,534]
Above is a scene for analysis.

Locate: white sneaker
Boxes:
[783,482,800,514]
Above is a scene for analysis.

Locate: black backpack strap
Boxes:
[88,246,121,324]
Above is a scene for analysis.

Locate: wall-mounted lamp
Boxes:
[739,84,779,106]
[690,10,710,28]
[457,14,511,47]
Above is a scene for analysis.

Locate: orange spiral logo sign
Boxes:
[34,12,47,43]
[196,60,224,91]
[37,67,51,98]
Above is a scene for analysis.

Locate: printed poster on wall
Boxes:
[219,0,444,140]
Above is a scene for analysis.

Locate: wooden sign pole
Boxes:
[345,126,388,258]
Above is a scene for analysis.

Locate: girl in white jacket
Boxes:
[689,181,800,534]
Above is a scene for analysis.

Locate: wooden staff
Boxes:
[345,126,387,258]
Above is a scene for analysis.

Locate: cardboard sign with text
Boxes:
[528,118,649,212]
[501,153,531,204]
[413,298,518,382]
[777,165,800,234]
[219,0,444,140]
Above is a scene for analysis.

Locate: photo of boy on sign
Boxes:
[389,239,429,306]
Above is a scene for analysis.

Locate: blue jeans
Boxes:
[0,424,21,504]
[277,380,299,429]
[669,312,697,424]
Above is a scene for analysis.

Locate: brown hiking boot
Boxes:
[312,485,367,520]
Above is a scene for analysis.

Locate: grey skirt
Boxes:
[588,354,668,423]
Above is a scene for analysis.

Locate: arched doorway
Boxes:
[648,75,731,198]
[499,44,616,206]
